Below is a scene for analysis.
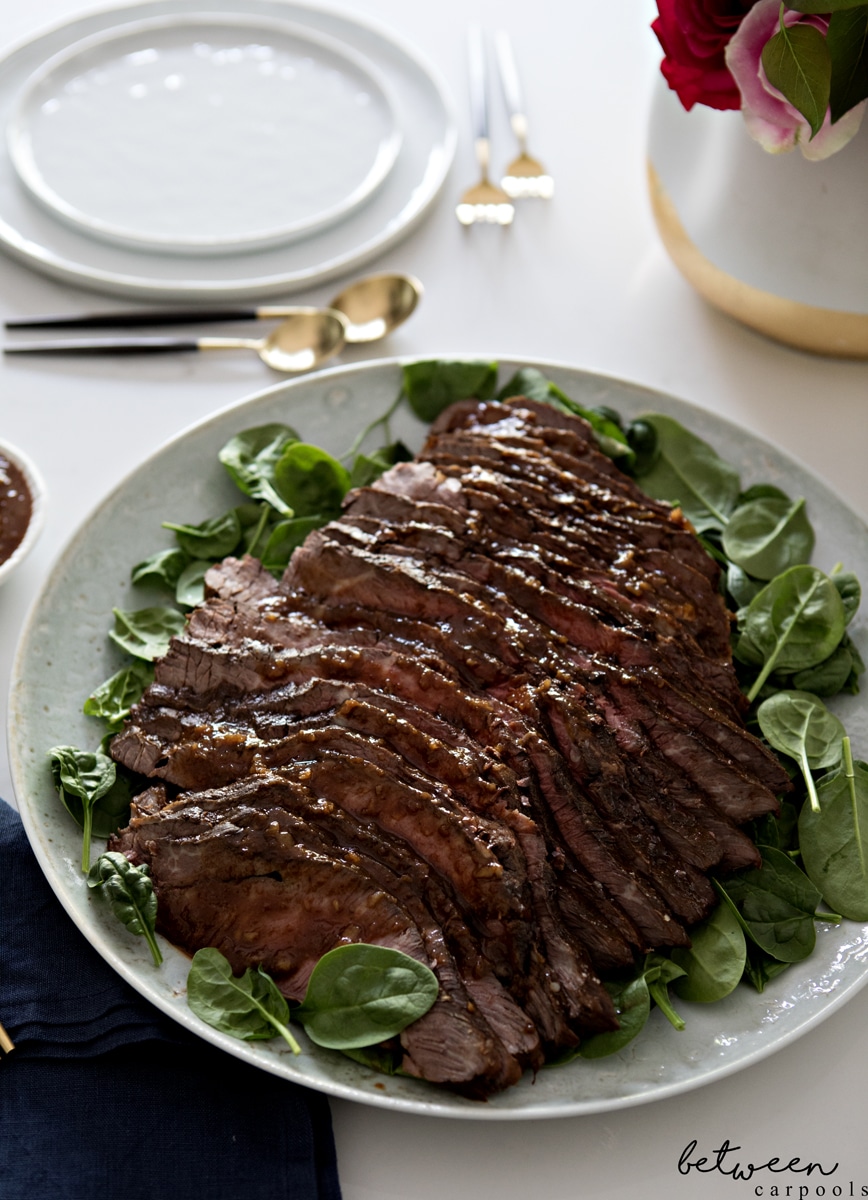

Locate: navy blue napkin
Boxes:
[0,798,342,1200]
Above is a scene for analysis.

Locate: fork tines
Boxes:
[456,183,515,226]
[501,166,554,201]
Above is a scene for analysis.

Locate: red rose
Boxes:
[652,0,756,111]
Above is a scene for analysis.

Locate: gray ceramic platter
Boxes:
[9,358,868,1120]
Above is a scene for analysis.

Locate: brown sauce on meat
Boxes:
[0,453,33,565]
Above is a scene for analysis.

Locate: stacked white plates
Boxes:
[0,1,456,298]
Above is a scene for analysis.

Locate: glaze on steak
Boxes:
[110,396,790,1098]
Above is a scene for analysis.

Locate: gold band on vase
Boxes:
[647,161,868,359]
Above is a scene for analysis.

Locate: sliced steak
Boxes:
[109,393,792,1099]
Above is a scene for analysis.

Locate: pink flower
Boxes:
[652,0,756,112]
[725,0,865,159]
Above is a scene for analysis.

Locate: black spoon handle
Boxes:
[4,336,202,355]
[5,307,260,330]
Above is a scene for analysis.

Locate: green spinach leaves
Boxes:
[48,746,131,872]
[799,738,868,920]
[88,851,162,967]
[186,944,438,1057]
[295,943,439,1050]
[187,948,301,1053]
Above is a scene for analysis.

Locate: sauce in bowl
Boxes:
[0,451,32,565]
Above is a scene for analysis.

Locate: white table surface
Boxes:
[2,0,867,1194]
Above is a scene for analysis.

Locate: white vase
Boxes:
[647,79,868,357]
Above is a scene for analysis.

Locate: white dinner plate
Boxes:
[9,359,868,1120]
[8,14,401,256]
[0,2,455,297]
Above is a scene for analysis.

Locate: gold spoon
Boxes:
[4,272,423,342]
[327,272,422,343]
[4,308,348,374]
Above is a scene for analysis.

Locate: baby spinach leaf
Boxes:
[260,516,323,576]
[294,943,438,1050]
[109,606,187,661]
[238,503,274,559]
[87,851,162,967]
[273,443,351,520]
[842,634,866,693]
[175,560,211,609]
[162,509,242,560]
[735,566,847,702]
[561,953,686,1062]
[744,943,792,993]
[589,404,623,429]
[349,453,390,491]
[756,690,845,812]
[721,496,814,581]
[630,413,741,533]
[833,570,861,624]
[748,799,800,855]
[497,366,551,404]
[48,745,130,872]
[218,424,299,517]
[403,359,497,422]
[643,954,686,1031]
[718,846,821,963]
[574,975,651,1060]
[799,739,868,920]
[553,395,633,465]
[671,902,746,1003]
[349,441,413,490]
[625,418,659,475]
[726,562,762,608]
[736,483,791,506]
[83,661,154,733]
[341,1042,405,1075]
[791,644,857,698]
[186,948,301,1054]
[131,547,188,592]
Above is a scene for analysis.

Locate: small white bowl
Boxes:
[0,437,45,587]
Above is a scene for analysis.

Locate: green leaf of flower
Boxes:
[787,0,868,13]
[827,7,868,121]
[762,16,831,139]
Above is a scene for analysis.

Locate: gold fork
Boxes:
[455,26,514,227]
[494,30,554,200]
